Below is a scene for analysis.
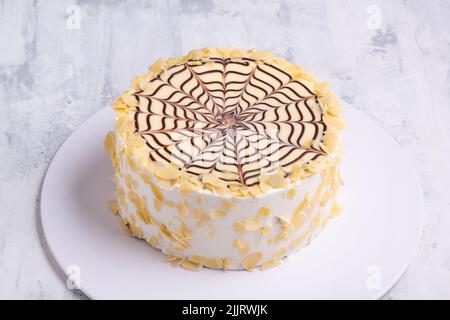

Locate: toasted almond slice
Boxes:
[244,217,262,231]
[257,207,270,218]
[312,214,321,228]
[220,199,236,211]
[260,260,280,271]
[207,225,215,238]
[292,214,305,229]
[331,203,344,218]
[291,233,307,249]
[286,188,297,200]
[147,236,159,247]
[242,252,263,270]
[278,216,293,229]
[191,256,208,265]
[196,195,205,204]
[233,221,246,234]
[107,200,119,214]
[129,222,143,239]
[210,209,228,219]
[176,201,188,217]
[154,197,163,212]
[207,258,223,269]
[223,258,232,271]
[149,181,164,201]
[155,165,180,180]
[273,247,288,261]
[165,255,179,262]
[181,260,203,271]
[104,132,116,156]
[118,219,132,236]
[259,225,273,236]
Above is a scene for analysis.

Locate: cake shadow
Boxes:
[71,151,115,225]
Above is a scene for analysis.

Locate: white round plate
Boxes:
[40,104,423,300]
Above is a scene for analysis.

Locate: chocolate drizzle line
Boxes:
[132,57,327,187]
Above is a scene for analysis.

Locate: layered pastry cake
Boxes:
[105,48,344,271]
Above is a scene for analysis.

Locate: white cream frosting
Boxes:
[112,143,341,270]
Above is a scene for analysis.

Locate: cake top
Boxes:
[112,48,344,197]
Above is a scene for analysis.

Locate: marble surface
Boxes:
[1,0,449,300]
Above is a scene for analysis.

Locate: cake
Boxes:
[105,48,344,271]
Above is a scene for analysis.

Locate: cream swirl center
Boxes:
[216,113,239,129]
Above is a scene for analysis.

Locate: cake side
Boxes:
[105,48,344,271]
[107,135,342,270]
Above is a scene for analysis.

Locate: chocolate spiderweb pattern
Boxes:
[132,57,327,187]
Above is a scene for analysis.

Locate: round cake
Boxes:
[105,48,344,271]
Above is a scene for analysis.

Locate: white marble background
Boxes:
[0,0,449,299]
